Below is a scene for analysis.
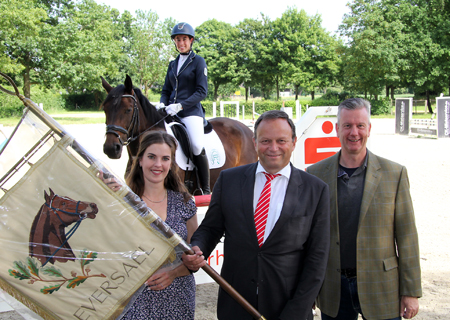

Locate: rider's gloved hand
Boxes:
[155,102,165,110]
[165,103,182,116]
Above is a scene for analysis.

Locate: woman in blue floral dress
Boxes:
[121,131,198,319]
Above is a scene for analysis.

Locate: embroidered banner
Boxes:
[0,111,179,319]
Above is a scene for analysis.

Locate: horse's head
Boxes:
[101,75,167,160]
[44,188,98,222]
[29,189,99,266]
[101,75,139,159]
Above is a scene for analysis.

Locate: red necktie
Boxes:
[254,172,280,247]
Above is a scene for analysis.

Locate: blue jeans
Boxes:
[321,274,401,320]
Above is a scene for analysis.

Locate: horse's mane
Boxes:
[102,85,165,125]
[29,204,47,246]
[101,84,125,111]
[133,88,168,128]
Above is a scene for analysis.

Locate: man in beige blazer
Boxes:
[307,98,422,320]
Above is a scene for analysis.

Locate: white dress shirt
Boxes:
[177,53,189,74]
[253,162,291,244]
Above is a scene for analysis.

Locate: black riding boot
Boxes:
[192,149,211,195]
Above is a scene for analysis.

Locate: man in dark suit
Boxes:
[183,110,330,320]
[307,98,421,320]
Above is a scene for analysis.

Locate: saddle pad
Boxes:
[165,122,226,170]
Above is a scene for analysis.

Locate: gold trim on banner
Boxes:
[0,277,59,320]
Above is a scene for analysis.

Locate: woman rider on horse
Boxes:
[156,22,210,195]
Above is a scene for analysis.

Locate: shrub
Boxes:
[369,98,391,115]
[0,90,24,118]
[63,92,106,111]
[31,88,66,111]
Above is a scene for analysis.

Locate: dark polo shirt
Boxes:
[337,152,368,270]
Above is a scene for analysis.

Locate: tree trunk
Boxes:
[374,94,378,100]
[390,86,395,100]
[386,85,389,98]
[311,90,315,100]
[294,85,299,100]
[214,82,219,101]
[94,91,100,109]
[426,90,433,113]
[245,86,249,102]
[23,65,31,99]
[364,91,367,99]
[276,76,279,101]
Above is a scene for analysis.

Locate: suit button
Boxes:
[336,241,340,245]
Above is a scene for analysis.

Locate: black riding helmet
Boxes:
[171,22,195,54]
[171,22,195,39]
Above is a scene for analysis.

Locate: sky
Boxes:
[97,0,351,35]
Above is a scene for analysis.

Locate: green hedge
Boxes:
[202,100,309,118]
[202,98,345,118]
[202,96,391,118]
[0,93,24,118]
[0,86,66,117]
[1,85,393,119]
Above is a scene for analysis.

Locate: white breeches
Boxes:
[180,116,205,156]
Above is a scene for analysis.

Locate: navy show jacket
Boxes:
[160,50,208,118]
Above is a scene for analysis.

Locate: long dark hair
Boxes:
[125,131,191,202]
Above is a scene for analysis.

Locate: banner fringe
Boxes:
[0,277,58,320]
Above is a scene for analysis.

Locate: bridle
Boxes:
[105,93,140,146]
[105,92,169,146]
[41,194,89,267]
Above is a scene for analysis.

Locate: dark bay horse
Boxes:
[29,189,98,266]
[100,75,257,193]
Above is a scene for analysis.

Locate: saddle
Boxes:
[165,115,213,163]
[163,116,216,194]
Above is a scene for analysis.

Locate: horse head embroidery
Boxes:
[29,188,98,266]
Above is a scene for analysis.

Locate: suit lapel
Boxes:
[177,51,195,76]
[265,164,302,242]
[242,163,257,239]
[358,151,381,227]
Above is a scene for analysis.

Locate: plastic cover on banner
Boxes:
[0,109,187,320]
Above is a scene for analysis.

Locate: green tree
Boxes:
[195,19,238,101]
[129,10,175,96]
[0,0,48,97]
[340,0,450,108]
[41,0,125,96]
[0,0,127,101]
[234,17,275,100]
[340,0,411,99]
[403,0,450,109]
[273,7,340,100]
